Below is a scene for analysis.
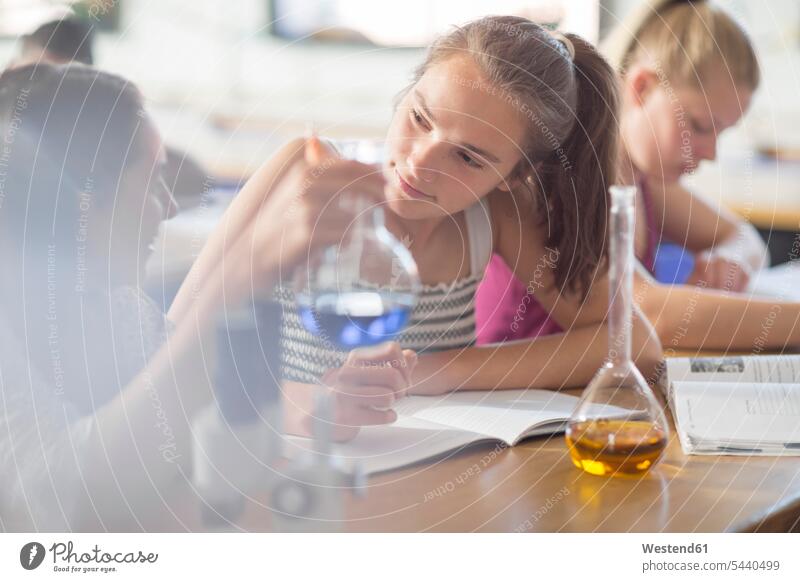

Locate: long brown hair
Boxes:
[407,15,620,296]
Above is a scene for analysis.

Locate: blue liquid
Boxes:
[297,291,413,349]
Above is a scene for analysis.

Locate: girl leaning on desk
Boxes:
[228,15,664,442]
[0,14,668,528]
[477,0,800,355]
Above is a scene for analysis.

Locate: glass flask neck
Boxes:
[342,195,381,237]
[608,185,636,369]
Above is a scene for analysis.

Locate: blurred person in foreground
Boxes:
[0,63,404,531]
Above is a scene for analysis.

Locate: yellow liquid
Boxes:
[565,419,667,477]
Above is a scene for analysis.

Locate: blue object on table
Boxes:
[653,243,695,284]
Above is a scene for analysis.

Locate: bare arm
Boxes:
[653,180,737,251]
[281,343,418,442]
[652,180,768,289]
[168,138,306,324]
[635,266,800,351]
[412,311,661,393]
[411,191,663,394]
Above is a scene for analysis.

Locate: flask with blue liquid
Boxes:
[293,139,421,349]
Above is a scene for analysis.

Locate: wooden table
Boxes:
[136,347,800,533]
[104,406,800,533]
[338,425,800,532]
[145,138,800,531]
[220,385,800,533]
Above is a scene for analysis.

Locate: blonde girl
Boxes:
[476,1,799,356]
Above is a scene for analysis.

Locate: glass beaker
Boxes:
[293,139,421,349]
[565,185,669,476]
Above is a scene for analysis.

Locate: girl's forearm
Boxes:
[169,138,304,324]
[412,315,662,393]
[638,279,800,350]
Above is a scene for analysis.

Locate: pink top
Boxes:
[475,178,659,344]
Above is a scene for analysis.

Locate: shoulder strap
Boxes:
[464,197,493,277]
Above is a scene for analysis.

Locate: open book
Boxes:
[665,355,800,455]
[288,389,620,475]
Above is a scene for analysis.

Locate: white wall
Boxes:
[2,0,800,167]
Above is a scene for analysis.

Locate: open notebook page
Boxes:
[287,389,629,475]
[392,389,582,445]
[324,416,492,475]
[672,381,800,454]
[667,355,800,385]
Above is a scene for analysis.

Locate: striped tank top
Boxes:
[277,198,493,384]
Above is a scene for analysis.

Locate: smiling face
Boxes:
[621,65,753,184]
[384,56,529,220]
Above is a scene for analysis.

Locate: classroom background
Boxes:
[2,0,799,268]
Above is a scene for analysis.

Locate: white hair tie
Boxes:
[548,30,575,60]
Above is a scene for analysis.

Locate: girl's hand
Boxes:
[317,342,417,442]
[226,138,386,298]
[687,253,751,292]
[284,342,417,441]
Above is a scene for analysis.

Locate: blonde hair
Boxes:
[406,16,620,296]
[602,0,760,89]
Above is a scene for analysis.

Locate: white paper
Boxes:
[287,389,585,475]
[666,354,800,385]
[671,380,800,455]
[316,416,491,475]
[287,389,637,474]
[392,389,583,445]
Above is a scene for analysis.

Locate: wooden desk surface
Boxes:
[338,428,800,532]
[225,385,800,533]
[119,421,800,533]
[146,352,800,533]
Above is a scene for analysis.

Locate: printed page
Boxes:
[672,381,800,454]
[667,355,800,385]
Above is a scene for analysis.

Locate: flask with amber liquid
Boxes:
[565,185,669,477]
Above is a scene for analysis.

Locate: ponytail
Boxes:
[537,33,620,296]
